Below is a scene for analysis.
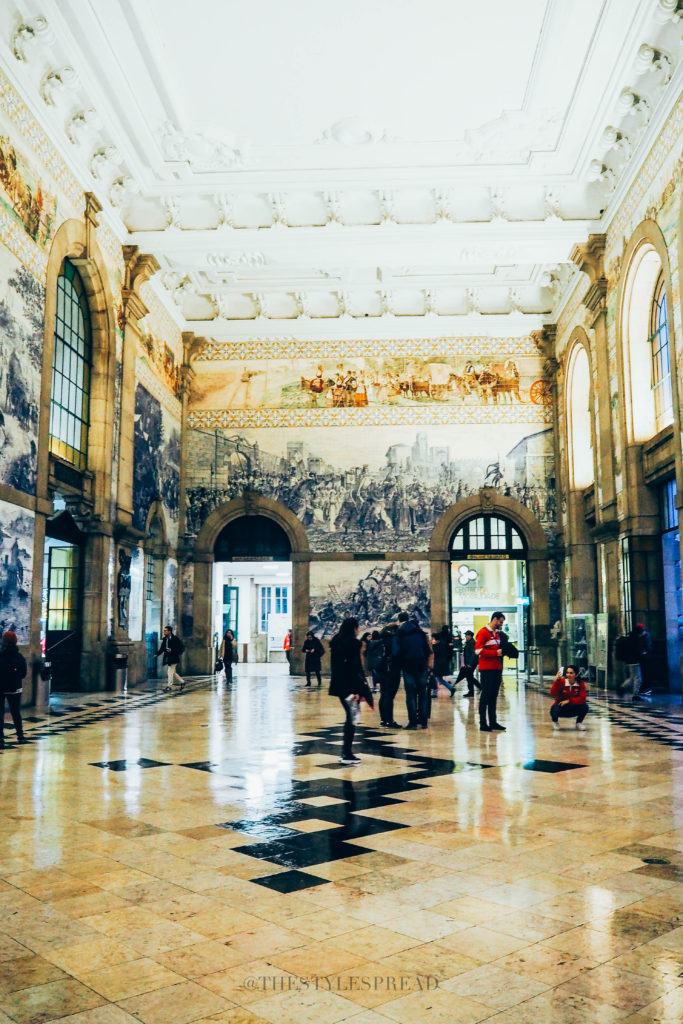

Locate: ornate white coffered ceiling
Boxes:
[1,0,682,339]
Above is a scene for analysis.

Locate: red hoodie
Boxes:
[474,625,502,671]
[550,676,587,706]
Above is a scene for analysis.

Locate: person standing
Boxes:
[455,629,480,696]
[302,631,324,686]
[156,625,185,692]
[550,665,588,730]
[617,623,651,701]
[329,617,373,765]
[283,628,293,674]
[475,612,506,731]
[219,627,236,684]
[365,630,384,693]
[375,623,402,727]
[392,611,433,729]
[0,631,27,748]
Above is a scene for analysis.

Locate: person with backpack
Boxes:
[616,624,651,701]
[302,631,324,686]
[455,629,480,697]
[156,625,185,692]
[0,630,27,747]
[430,628,456,697]
[392,611,433,729]
[218,627,237,683]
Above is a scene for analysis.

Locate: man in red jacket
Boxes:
[550,665,588,730]
[475,612,506,732]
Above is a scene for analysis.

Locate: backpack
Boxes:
[614,635,629,662]
[366,638,386,672]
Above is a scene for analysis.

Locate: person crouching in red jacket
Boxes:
[550,665,588,731]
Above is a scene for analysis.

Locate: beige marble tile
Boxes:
[79,958,184,1001]
[440,963,550,1009]
[1,978,106,1024]
[247,988,358,1024]
[372,988,490,1024]
[117,979,231,1024]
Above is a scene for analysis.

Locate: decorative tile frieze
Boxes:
[140,280,183,357]
[195,335,542,362]
[188,404,552,430]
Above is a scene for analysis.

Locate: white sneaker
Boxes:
[576,721,587,731]
[339,756,361,766]
[552,721,560,731]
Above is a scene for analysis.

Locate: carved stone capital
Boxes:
[182,331,207,371]
[571,233,607,313]
[530,324,557,359]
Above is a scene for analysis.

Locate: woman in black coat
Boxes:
[329,617,372,765]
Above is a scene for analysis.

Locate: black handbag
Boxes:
[214,657,224,672]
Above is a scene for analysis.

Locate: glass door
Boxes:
[43,540,82,691]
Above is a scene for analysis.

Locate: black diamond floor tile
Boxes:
[90,758,171,771]
[521,759,587,773]
[251,870,330,893]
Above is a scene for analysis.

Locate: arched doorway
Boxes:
[449,513,529,667]
[213,516,293,663]
[190,494,310,674]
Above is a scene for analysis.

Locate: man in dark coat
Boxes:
[302,631,324,687]
[392,611,433,729]
[0,630,27,747]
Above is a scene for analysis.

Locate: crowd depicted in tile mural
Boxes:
[0,252,42,495]
[309,561,431,638]
[0,502,33,643]
[132,384,181,540]
[190,354,549,411]
[186,425,556,552]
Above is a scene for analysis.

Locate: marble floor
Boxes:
[1,668,683,1024]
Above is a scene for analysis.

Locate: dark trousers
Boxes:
[551,702,588,723]
[338,696,355,758]
[455,665,479,693]
[1,693,23,743]
[285,650,292,674]
[403,669,429,726]
[378,670,400,724]
[479,669,502,727]
[305,662,321,686]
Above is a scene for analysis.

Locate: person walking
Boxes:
[475,612,506,731]
[0,631,27,748]
[219,627,236,683]
[329,617,373,765]
[550,665,588,731]
[283,628,293,674]
[431,628,456,697]
[156,625,185,692]
[455,630,480,696]
[302,631,324,686]
[392,611,433,729]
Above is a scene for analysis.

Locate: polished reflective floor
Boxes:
[2,668,683,1023]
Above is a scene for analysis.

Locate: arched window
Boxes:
[567,344,594,489]
[49,259,91,470]
[650,272,672,430]
[451,515,526,556]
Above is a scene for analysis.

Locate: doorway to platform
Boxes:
[42,511,84,691]
[450,513,529,669]
[212,515,292,664]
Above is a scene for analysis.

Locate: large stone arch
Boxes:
[188,493,310,673]
[429,492,552,655]
[38,212,118,690]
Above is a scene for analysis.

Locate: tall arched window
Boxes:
[567,345,594,489]
[451,515,526,555]
[650,272,672,430]
[49,259,91,470]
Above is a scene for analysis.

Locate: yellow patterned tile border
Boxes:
[188,405,552,430]
[0,68,83,212]
[136,357,182,422]
[197,335,541,362]
[0,204,48,280]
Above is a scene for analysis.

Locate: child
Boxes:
[550,665,588,731]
